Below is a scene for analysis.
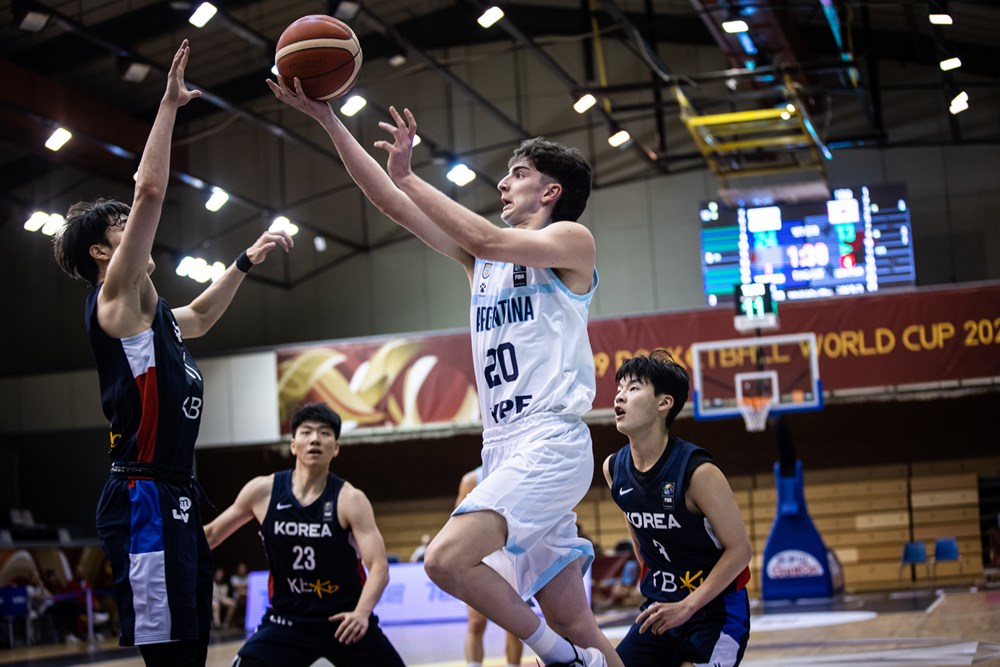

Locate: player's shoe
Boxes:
[545,644,608,667]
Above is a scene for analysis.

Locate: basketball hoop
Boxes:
[738,396,772,432]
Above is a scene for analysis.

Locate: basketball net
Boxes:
[738,396,771,432]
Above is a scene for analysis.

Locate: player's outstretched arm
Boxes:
[266,77,472,275]
[103,41,201,303]
[636,464,751,635]
[378,107,596,280]
[331,484,390,644]
[204,476,271,550]
[172,229,292,339]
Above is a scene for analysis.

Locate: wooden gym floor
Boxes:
[1,585,998,667]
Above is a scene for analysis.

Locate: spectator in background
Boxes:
[27,570,53,631]
[230,562,250,603]
[212,568,238,629]
[410,534,432,563]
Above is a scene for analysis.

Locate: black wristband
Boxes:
[235,251,253,273]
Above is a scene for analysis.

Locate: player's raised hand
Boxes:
[375,106,417,184]
[266,76,333,123]
[244,229,294,266]
[163,40,202,108]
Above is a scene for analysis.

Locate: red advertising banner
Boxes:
[277,283,1000,434]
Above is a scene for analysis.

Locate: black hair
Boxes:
[53,198,131,287]
[615,349,690,428]
[509,137,592,222]
[291,402,343,439]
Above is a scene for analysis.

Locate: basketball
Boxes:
[275,15,362,101]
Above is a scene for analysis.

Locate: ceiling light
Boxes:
[23,212,48,232]
[608,130,631,148]
[18,10,49,32]
[446,164,476,186]
[270,215,299,236]
[270,64,279,76]
[786,104,796,112]
[41,213,64,236]
[176,256,226,283]
[929,13,953,25]
[477,7,504,28]
[387,51,407,67]
[314,236,327,252]
[573,94,596,114]
[780,111,791,120]
[45,127,72,151]
[121,61,151,83]
[722,19,748,34]
[189,2,217,28]
[949,90,968,114]
[340,95,367,116]
[939,57,961,71]
[411,134,422,147]
[329,0,362,21]
[205,187,229,212]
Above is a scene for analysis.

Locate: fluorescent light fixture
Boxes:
[573,94,596,114]
[314,236,328,252]
[340,95,367,116]
[780,111,791,120]
[41,213,64,236]
[19,10,50,32]
[929,13,953,25]
[939,57,961,71]
[477,6,504,28]
[722,19,749,33]
[412,134,422,147]
[271,64,279,76]
[176,256,226,283]
[188,2,217,28]
[608,130,631,148]
[121,61,151,83]
[205,187,229,212]
[330,0,362,21]
[949,90,969,114]
[387,52,407,67]
[270,215,299,236]
[45,127,72,151]
[24,212,49,232]
[446,164,476,187]
[786,103,796,112]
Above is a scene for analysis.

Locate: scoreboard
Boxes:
[700,184,916,307]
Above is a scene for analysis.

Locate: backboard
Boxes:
[690,332,822,429]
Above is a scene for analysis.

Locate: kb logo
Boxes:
[172,496,192,523]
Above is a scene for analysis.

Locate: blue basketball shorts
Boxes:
[96,477,212,646]
[615,589,750,667]
[235,611,405,667]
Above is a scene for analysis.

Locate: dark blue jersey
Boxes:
[259,471,366,622]
[611,436,746,608]
[85,288,203,470]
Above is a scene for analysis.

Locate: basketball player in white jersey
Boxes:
[268,78,620,667]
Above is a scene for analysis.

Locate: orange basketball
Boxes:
[275,15,362,101]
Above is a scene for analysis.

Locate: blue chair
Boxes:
[0,586,30,648]
[931,537,962,578]
[898,541,928,581]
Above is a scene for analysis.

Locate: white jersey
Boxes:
[470,258,597,430]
